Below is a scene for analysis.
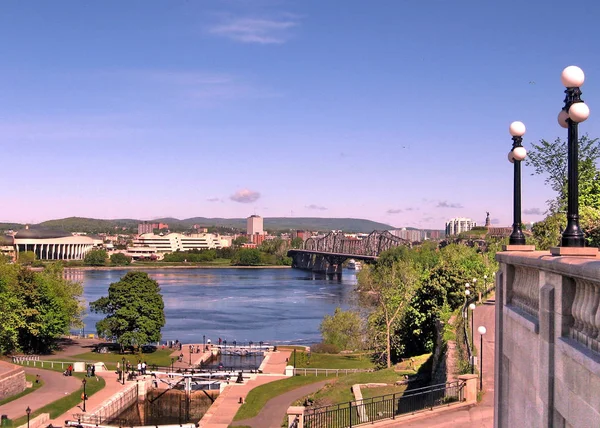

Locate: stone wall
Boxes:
[495,251,600,428]
[0,361,26,401]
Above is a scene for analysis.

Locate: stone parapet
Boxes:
[495,250,600,427]
[0,361,26,401]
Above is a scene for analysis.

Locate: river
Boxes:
[69,268,357,346]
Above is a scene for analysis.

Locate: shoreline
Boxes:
[61,264,292,271]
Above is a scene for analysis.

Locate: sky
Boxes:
[1,0,600,230]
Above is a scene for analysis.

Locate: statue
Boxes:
[485,212,491,228]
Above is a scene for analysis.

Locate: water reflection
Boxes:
[78,268,356,345]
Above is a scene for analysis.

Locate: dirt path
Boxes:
[0,368,80,419]
[231,380,330,428]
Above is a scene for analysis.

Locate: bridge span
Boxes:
[287,230,411,276]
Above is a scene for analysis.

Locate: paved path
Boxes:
[0,367,81,419]
[232,380,330,428]
[47,371,132,427]
[373,298,496,428]
[199,350,291,428]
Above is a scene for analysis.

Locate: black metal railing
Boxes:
[289,416,300,428]
[304,381,463,428]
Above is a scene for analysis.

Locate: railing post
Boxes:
[349,401,353,428]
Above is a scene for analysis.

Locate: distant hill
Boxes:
[1,216,396,234]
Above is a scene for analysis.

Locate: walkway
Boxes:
[47,371,132,427]
[0,367,81,419]
[232,380,329,428]
[372,297,496,428]
[199,349,291,428]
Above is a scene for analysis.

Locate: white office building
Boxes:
[132,233,223,252]
[247,215,264,236]
[445,218,476,236]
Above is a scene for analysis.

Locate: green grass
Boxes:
[9,374,105,426]
[72,348,175,367]
[233,376,331,421]
[0,374,44,406]
[360,383,408,399]
[293,352,375,369]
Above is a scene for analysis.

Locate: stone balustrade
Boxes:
[496,250,600,428]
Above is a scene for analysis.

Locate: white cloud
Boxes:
[387,209,403,214]
[524,208,543,215]
[208,16,299,44]
[437,201,463,208]
[306,204,327,211]
[230,189,261,203]
[206,197,220,202]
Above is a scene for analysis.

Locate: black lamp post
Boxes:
[203,335,206,351]
[508,121,527,245]
[478,326,487,391]
[189,345,192,366]
[171,357,175,373]
[122,357,126,385]
[26,406,31,428]
[82,378,87,412]
[558,66,590,247]
[469,303,476,374]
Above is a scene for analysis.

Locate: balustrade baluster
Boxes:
[572,282,585,334]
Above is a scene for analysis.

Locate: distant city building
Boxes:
[132,233,223,252]
[445,218,476,236]
[389,228,422,242]
[292,230,311,241]
[247,215,264,236]
[250,233,266,245]
[428,230,442,240]
[193,225,208,233]
[0,234,15,261]
[11,227,95,260]
[138,222,169,235]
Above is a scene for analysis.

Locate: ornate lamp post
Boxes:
[122,357,126,385]
[478,326,487,391]
[469,303,476,373]
[189,345,192,366]
[82,378,87,412]
[26,406,31,428]
[171,357,175,373]
[508,121,528,245]
[556,66,591,248]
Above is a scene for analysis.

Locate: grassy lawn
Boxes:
[72,349,174,367]
[0,374,44,407]
[293,352,375,369]
[293,353,432,407]
[233,376,332,421]
[8,374,105,426]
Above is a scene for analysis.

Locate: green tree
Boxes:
[90,271,165,348]
[84,249,108,266]
[291,237,304,249]
[232,248,262,266]
[110,252,131,266]
[232,236,248,247]
[18,251,36,266]
[358,259,419,368]
[526,135,600,212]
[0,260,83,353]
[319,308,363,351]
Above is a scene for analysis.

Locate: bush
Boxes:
[310,343,340,354]
[110,253,131,266]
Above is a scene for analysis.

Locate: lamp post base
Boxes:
[502,245,536,252]
[550,247,598,257]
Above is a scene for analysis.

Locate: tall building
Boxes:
[247,215,264,236]
[389,228,422,242]
[138,222,169,235]
[445,218,476,236]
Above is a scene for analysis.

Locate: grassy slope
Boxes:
[293,352,375,369]
[72,349,174,368]
[233,376,330,421]
[0,374,44,406]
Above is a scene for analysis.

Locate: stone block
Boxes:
[550,247,599,257]
[503,244,536,251]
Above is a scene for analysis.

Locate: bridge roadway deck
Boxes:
[287,249,377,261]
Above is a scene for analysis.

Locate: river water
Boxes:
[69,268,357,346]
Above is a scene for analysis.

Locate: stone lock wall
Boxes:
[0,361,26,401]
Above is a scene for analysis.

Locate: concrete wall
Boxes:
[0,361,26,401]
[495,251,600,428]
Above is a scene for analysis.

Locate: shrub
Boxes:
[310,343,340,354]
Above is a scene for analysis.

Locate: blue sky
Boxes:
[1,0,599,229]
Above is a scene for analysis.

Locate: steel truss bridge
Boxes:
[287,230,411,276]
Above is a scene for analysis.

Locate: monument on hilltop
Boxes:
[485,211,491,228]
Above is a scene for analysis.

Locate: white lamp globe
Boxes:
[469,303,476,310]
[558,110,569,128]
[509,121,526,137]
[478,326,487,335]
[513,146,527,161]
[473,278,477,283]
[561,66,585,87]
[465,283,470,288]
[508,151,515,164]
[465,289,471,296]
[569,102,590,123]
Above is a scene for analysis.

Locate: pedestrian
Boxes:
[142,361,147,375]
[35,374,40,384]
[218,337,222,345]
[67,364,73,376]
[137,361,142,375]
[91,364,96,377]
